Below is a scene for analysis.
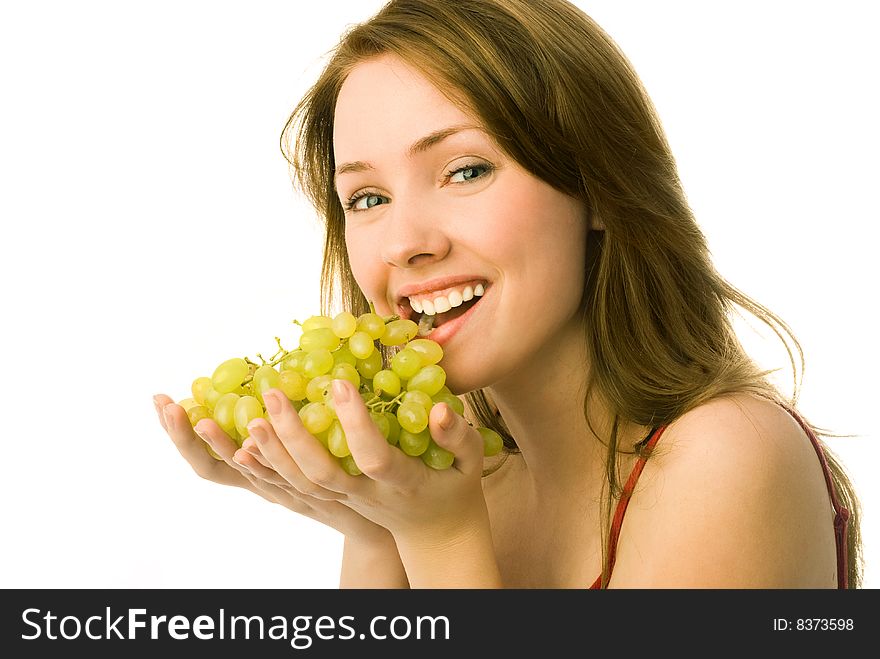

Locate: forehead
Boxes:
[333,54,478,159]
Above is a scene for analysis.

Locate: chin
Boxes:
[440,356,501,398]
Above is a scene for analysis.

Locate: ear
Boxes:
[589,210,605,231]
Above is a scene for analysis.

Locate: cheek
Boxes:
[487,182,587,274]
[344,227,389,312]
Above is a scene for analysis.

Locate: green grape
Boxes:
[477,426,504,456]
[380,319,419,346]
[306,374,334,405]
[402,389,434,415]
[203,382,222,413]
[278,369,307,401]
[391,347,422,380]
[303,348,334,379]
[356,350,383,380]
[347,331,375,360]
[398,427,431,456]
[186,403,211,428]
[282,349,307,373]
[370,411,391,440]
[331,311,358,339]
[331,362,360,388]
[372,369,401,398]
[356,312,386,340]
[212,358,249,395]
[421,440,455,470]
[407,364,446,396]
[339,454,362,476]
[405,338,444,366]
[327,420,350,458]
[180,311,470,476]
[332,343,358,367]
[178,397,199,413]
[300,315,333,332]
[397,400,429,433]
[298,401,334,435]
[191,376,213,406]
[189,403,222,461]
[384,411,401,445]
[299,327,341,353]
[252,364,281,406]
[313,426,330,448]
[234,395,264,438]
[213,392,241,443]
[322,386,338,417]
[432,390,465,415]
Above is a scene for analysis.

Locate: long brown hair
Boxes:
[280,0,862,588]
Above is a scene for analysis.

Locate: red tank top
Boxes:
[588,403,850,588]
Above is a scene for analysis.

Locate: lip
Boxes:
[419,285,488,347]
[395,275,489,308]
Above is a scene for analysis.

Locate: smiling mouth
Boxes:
[409,295,483,336]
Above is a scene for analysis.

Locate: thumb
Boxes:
[429,403,484,475]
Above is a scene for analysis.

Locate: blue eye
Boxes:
[448,163,492,183]
[345,192,388,211]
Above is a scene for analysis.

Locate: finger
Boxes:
[250,399,349,501]
[232,465,316,515]
[428,403,485,476]
[232,447,292,489]
[153,394,170,432]
[192,417,245,466]
[240,436,272,469]
[154,396,251,488]
[331,379,413,487]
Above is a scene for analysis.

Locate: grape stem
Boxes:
[364,390,406,414]
[241,337,292,386]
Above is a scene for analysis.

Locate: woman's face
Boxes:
[333,54,591,394]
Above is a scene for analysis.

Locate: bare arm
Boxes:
[340,534,410,588]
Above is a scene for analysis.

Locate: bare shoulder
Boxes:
[610,392,839,588]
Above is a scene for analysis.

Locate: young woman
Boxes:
[154,0,862,588]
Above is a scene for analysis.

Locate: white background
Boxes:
[1,1,877,589]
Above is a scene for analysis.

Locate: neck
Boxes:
[485,320,648,493]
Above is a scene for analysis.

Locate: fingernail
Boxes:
[263,390,280,415]
[194,423,209,441]
[249,424,267,445]
[332,379,350,403]
[152,396,162,413]
[438,404,454,431]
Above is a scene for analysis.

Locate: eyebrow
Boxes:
[334,123,480,179]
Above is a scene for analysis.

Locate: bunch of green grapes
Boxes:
[177,308,504,474]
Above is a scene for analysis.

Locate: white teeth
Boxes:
[433,295,451,313]
[407,282,486,316]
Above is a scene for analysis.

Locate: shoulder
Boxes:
[609,392,839,588]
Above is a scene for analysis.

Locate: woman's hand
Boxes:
[254,380,503,587]
[152,393,408,587]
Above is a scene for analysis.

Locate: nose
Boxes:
[379,196,451,268]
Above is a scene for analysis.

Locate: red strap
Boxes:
[590,425,666,589]
[775,400,850,589]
